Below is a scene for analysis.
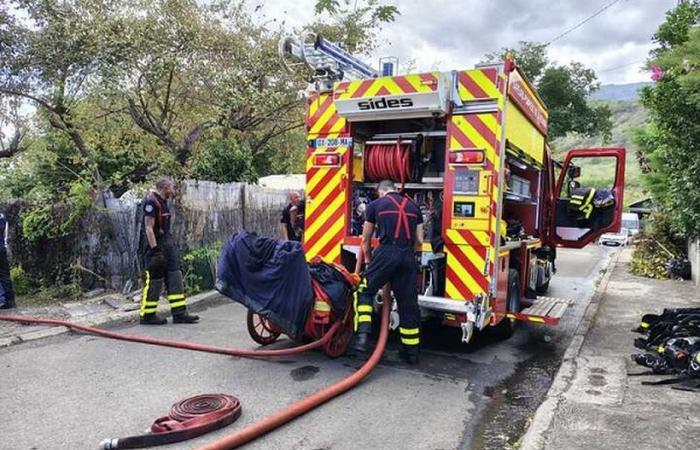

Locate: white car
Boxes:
[599,228,630,247]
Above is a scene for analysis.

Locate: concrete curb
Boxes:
[0,290,222,350]
[519,250,621,450]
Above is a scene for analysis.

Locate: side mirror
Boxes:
[568,165,581,179]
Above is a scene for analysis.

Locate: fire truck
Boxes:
[280,34,626,343]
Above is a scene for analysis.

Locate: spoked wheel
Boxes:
[322,311,354,358]
[246,310,282,345]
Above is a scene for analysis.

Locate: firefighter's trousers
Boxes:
[0,247,15,309]
[140,240,188,318]
[354,245,420,348]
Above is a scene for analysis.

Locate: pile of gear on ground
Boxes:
[630,307,700,391]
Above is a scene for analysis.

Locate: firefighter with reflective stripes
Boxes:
[351,180,424,364]
[140,177,199,325]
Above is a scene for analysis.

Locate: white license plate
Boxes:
[314,137,353,148]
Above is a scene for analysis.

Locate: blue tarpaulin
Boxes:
[215,231,313,340]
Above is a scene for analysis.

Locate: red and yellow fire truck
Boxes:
[280,34,625,342]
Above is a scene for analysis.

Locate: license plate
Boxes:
[314,137,353,148]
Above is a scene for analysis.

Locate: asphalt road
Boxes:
[0,246,614,450]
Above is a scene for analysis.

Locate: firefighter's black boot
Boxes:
[173,312,200,324]
[399,345,420,365]
[349,332,369,353]
[140,314,167,325]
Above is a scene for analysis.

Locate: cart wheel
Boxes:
[246,310,281,345]
[322,313,354,358]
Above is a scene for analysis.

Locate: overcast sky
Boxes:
[254,0,678,84]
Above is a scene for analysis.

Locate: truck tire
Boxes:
[535,280,550,295]
[494,269,521,338]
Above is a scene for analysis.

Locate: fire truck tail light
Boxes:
[449,150,485,164]
[313,153,341,167]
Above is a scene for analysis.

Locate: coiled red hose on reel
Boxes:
[364,140,412,187]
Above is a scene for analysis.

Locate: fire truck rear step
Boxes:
[507,296,573,326]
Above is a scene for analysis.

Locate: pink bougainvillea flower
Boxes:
[650,65,664,82]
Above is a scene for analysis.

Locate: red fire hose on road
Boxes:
[0,314,342,358]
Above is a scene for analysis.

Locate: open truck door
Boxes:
[551,148,626,248]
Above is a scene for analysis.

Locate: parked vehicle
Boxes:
[622,212,641,236]
[599,228,631,246]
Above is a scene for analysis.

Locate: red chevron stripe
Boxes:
[307,95,333,128]
[317,233,344,262]
[350,79,375,98]
[375,86,391,96]
[447,267,474,300]
[464,114,497,148]
[449,121,478,149]
[393,76,418,94]
[459,72,489,99]
[319,114,340,134]
[308,169,337,200]
[481,67,498,83]
[450,246,490,292]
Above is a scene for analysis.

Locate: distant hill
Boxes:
[590,82,652,101]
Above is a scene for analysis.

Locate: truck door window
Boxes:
[555,155,619,241]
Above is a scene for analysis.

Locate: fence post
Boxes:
[240,183,246,230]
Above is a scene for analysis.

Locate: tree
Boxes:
[111,0,307,169]
[635,1,700,239]
[0,97,26,158]
[310,0,400,54]
[0,0,131,185]
[483,42,612,141]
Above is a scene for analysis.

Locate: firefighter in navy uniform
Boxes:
[140,177,199,325]
[0,212,15,309]
[352,180,424,364]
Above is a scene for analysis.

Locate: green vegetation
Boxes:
[635,1,700,240]
[182,242,223,295]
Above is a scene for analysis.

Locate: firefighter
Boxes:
[0,211,15,309]
[140,177,199,325]
[280,192,304,241]
[351,180,424,364]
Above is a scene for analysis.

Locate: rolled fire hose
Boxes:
[100,394,242,449]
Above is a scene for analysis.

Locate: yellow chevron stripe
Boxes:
[305,193,345,239]
[470,70,500,99]
[456,244,487,275]
[405,74,434,93]
[305,165,328,189]
[307,96,324,121]
[445,229,490,246]
[445,277,463,300]
[309,104,338,134]
[329,119,346,134]
[446,248,486,295]
[306,172,342,215]
[307,215,344,257]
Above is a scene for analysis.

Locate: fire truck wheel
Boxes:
[246,310,282,345]
[495,269,521,338]
[535,280,550,294]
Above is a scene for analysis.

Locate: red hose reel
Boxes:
[364,140,413,186]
